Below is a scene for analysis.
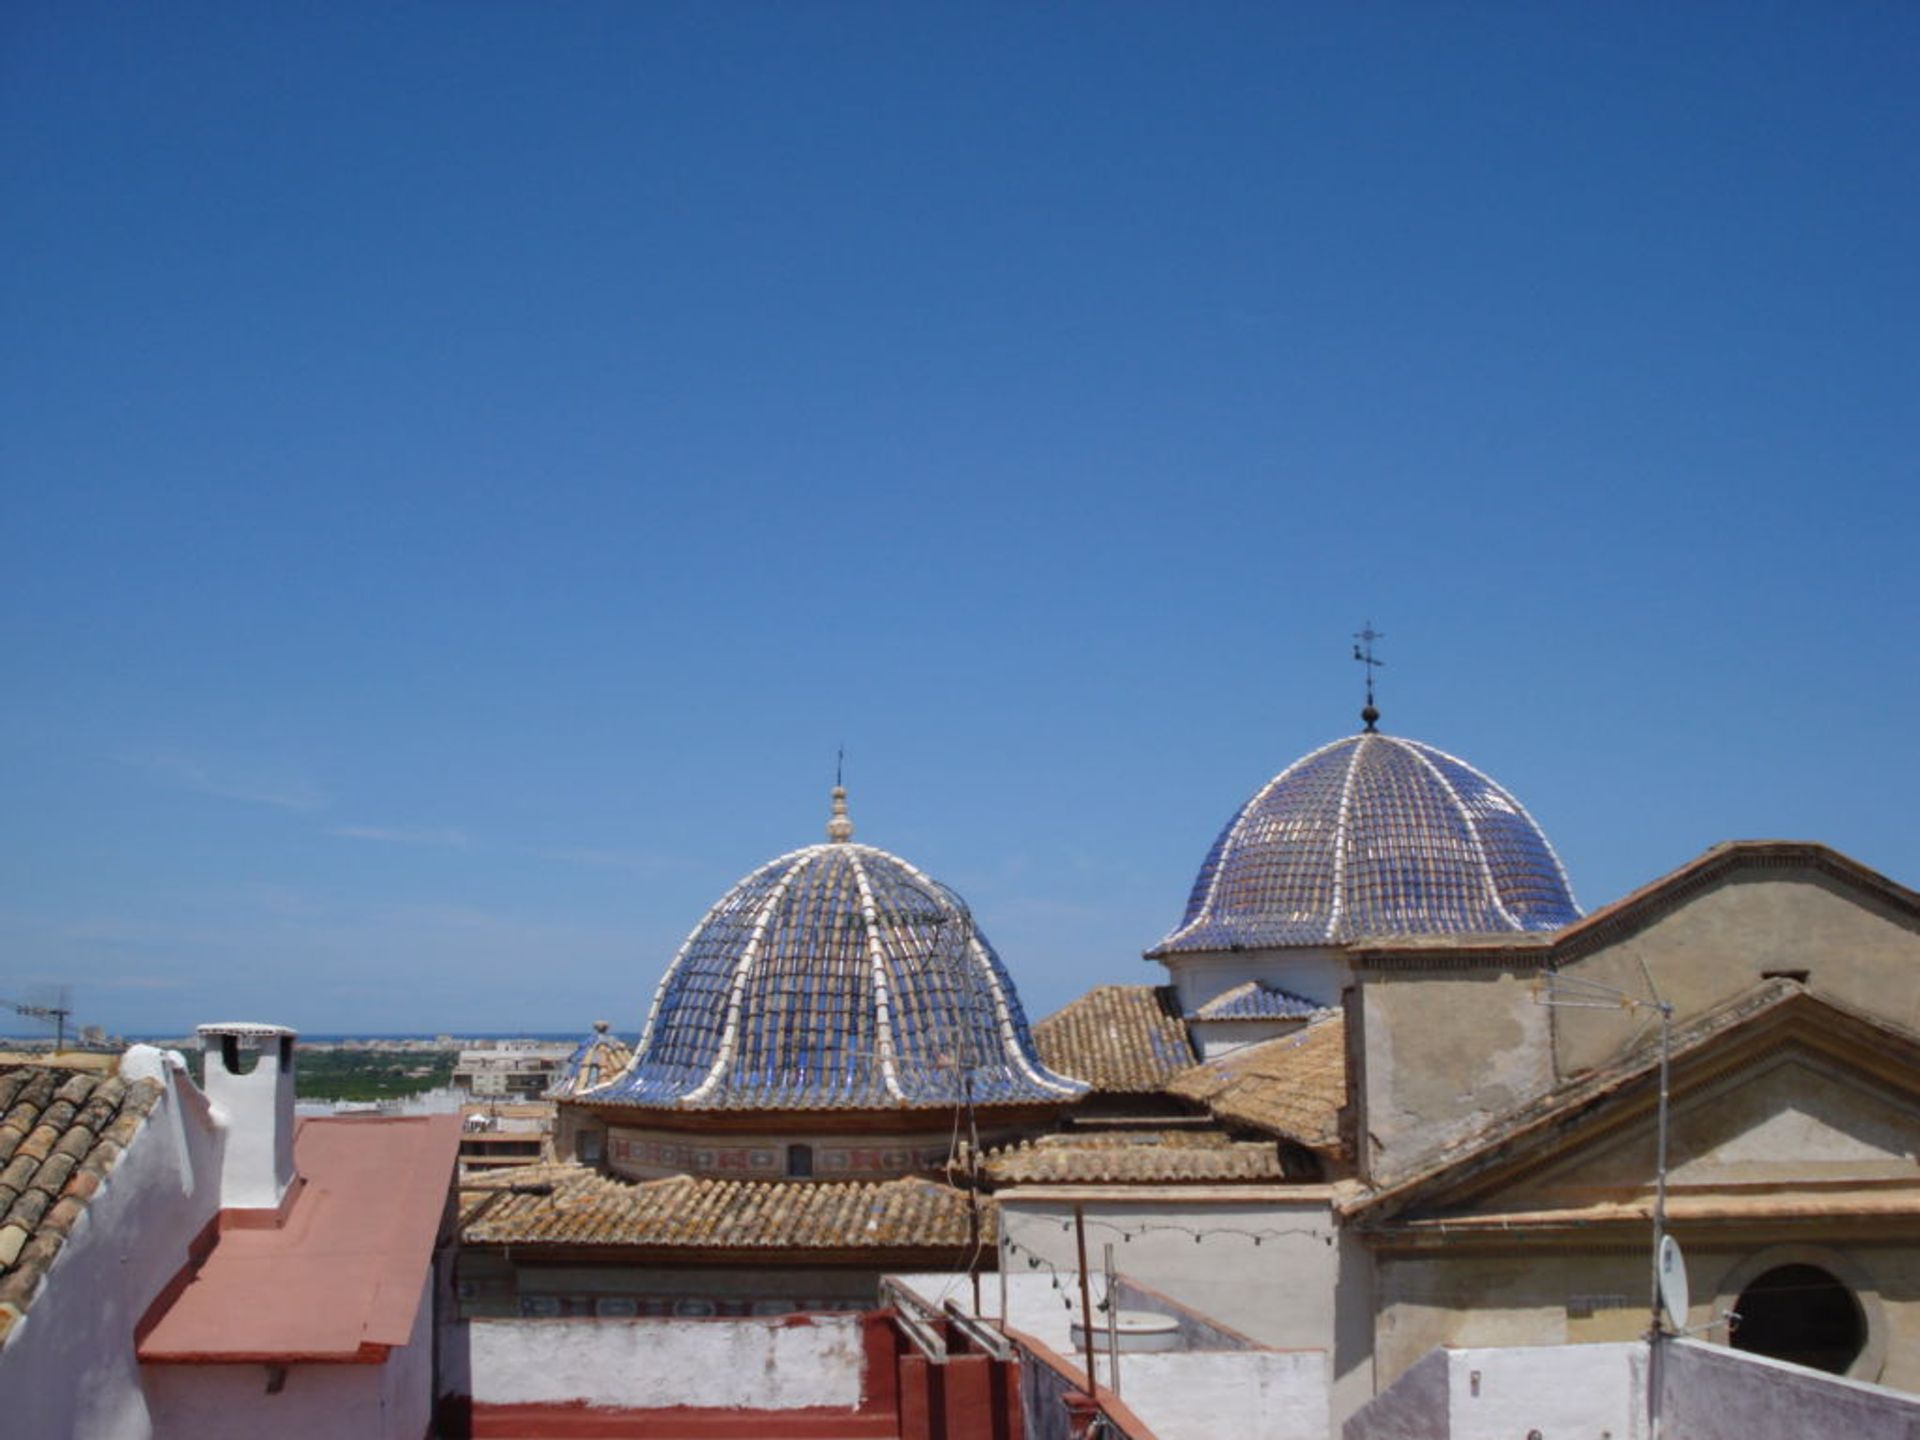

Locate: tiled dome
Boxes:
[1149,733,1581,956]
[548,1021,633,1099]
[590,789,1084,1111]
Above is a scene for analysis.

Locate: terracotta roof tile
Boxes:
[1032,986,1195,1094]
[460,1163,988,1254]
[985,1129,1287,1185]
[0,1065,162,1345]
[1167,1016,1347,1155]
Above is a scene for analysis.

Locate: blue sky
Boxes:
[3,3,1915,1036]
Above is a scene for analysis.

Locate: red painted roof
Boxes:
[140,1114,459,1364]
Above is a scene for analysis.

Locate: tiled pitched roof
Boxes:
[1167,1016,1347,1156]
[460,1163,988,1254]
[1191,981,1327,1021]
[985,1129,1287,1185]
[1032,986,1195,1094]
[0,1065,163,1344]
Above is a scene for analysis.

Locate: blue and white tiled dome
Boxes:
[1149,733,1581,956]
[590,788,1084,1111]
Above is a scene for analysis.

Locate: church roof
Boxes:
[1032,985,1196,1095]
[984,1129,1290,1186]
[460,1163,985,1254]
[1150,732,1581,956]
[1167,1016,1350,1157]
[585,789,1084,1112]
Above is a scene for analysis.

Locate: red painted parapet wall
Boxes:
[455,1309,1033,1440]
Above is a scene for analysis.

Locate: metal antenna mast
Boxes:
[3,988,73,1053]
[1533,965,1676,1438]
[1352,623,1385,732]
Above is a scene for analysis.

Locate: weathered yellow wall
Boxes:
[1555,870,1920,1078]
[1357,967,1553,1183]
[1375,1241,1920,1393]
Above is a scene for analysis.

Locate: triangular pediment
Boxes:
[1351,985,1920,1230]
[1506,1050,1920,1206]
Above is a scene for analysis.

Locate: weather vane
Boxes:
[1352,623,1384,732]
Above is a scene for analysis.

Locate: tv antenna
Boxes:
[1352,622,1385,732]
[3,986,74,1053]
[1532,962,1677,1438]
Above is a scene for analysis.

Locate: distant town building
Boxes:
[452,1042,572,1098]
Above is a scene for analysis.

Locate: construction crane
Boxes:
[3,992,73,1053]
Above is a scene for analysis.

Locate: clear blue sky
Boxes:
[3,3,1915,1036]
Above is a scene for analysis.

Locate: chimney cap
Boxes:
[195,1022,298,1042]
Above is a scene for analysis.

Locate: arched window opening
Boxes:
[1731,1264,1866,1375]
[787,1144,814,1179]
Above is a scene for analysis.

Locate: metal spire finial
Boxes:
[826,748,854,843]
[1353,622,1385,732]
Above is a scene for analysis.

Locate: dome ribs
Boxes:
[1148,732,1582,957]
[594,840,1082,1111]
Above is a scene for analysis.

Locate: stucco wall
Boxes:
[0,1053,224,1440]
[1353,966,1552,1184]
[1125,1350,1327,1440]
[1350,1338,1920,1440]
[1166,948,1350,1014]
[1554,870,1920,1079]
[1352,865,1920,1187]
[377,1264,437,1440]
[1345,1342,1644,1440]
[467,1313,866,1410]
[459,1249,885,1317]
[1374,1239,1920,1393]
[996,1201,1363,1436]
[998,1197,1344,1354]
[1660,1336,1920,1439]
[141,1362,389,1440]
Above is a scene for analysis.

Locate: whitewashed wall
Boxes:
[0,1052,224,1440]
[469,1313,866,1411]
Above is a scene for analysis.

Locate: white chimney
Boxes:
[197,1022,298,1211]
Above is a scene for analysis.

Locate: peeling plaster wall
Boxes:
[1353,967,1552,1183]
[0,1054,224,1440]
[467,1313,866,1410]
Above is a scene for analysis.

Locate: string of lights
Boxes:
[1039,1215,1334,1248]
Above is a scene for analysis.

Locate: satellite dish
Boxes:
[1658,1235,1690,1328]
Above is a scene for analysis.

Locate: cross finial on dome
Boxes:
[1353,622,1385,733]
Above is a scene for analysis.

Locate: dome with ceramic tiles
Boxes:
[589,788,1084,1111]
[1149,731,1581,957]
